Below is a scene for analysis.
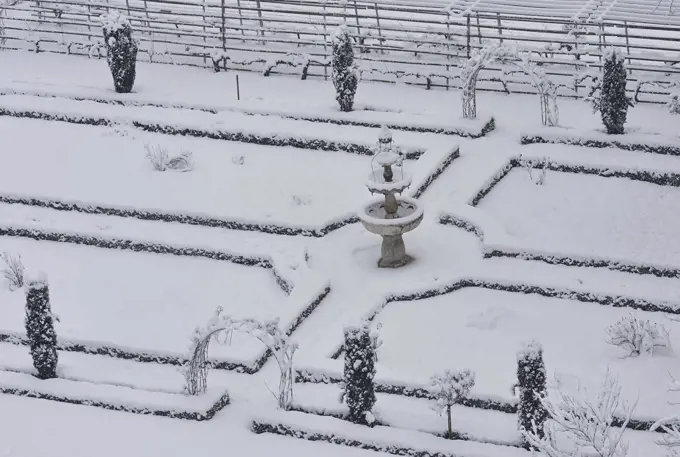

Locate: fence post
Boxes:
[446,13,451,90]
[374,3,383,54]
[466,14,471,58]
[353,0,363,53]
[202,0,207,64]
[221,0,226,52]
[476,13,481,44]
[322,1,328,80]
[256,0,264,38]
[237,0,245,41]
[624,21,632,74]
[496,13,502,44]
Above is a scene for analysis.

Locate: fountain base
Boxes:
[378,234,413,268]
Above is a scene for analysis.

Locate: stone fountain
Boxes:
[359,126,424,268]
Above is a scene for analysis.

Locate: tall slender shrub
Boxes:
[25,274,58,379]
[517,341,548,449]
[331,25,358,112]
[599,48,631,134]
[341,322,377,425]
[102,12,138,93]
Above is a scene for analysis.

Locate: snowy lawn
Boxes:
[0,116,375,226]
[0,236,287,359]
[476,168,680,267]
[371,287,679,420]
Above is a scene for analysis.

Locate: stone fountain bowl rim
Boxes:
[365,172,412,194]
[358,196,424,228]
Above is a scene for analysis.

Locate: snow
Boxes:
[477,168,680,267]
[0,236,286,359]
[1,50,680,457]
[372,288,680,420]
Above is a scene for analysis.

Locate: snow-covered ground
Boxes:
[1,50,680,457]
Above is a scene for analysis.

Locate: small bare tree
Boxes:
[651,374,680,456]
[2,252,25,291]
[429,369,476,439]
[605,313,670,357]
[524,371,635,457]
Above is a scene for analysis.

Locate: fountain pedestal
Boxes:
[359,126,424,268]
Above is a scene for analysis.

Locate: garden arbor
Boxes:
[462,44,561,126]
[183,307,297,410]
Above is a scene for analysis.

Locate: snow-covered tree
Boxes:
[605,313,670,357]
[101,12,138,93]
[25,274,58,379]
[429,369,475,438]
[331,25,358,112]
[597,48,632,134]
[516,341,548,449]
[524,371,634,457]
[341,321,379,425]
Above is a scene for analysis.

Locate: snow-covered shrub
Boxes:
[232,155,245,165]
[520,156,549,185]
[598,48,632,134]
[25,274,58,379]
[516,341,548,449]
[144,144,194,172]
[292,195,311,206]
[331,25,358,112]
[341,322,379,425]
[461,44,511,119]
[605,313,670,357]
[2,251,25,291]
[669,92,680,115]
[429,369,475,439]
[101,12,138,93]
[524,371,634,457]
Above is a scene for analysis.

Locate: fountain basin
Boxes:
[365,172,412,195]
[359,196,424,237]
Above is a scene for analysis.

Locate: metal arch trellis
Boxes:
[183,306,298,410]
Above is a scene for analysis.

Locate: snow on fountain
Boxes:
[359,126,424,268]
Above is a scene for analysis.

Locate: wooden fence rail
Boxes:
[1,0,680,101]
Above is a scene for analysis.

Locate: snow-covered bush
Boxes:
[606,313,670,357]
[2,251,25,291]
[597,48,632,134]
[520,156,549,185]
[669,92,680,115]
[331,25,358,112]
[145,144,194,172]
[429,369,475,439]
[516,341,548,449]
[25,274,58,379]
[101,12,138,93]
[524,371,634,457]
[232,155,245,165]
[341,322,379,425]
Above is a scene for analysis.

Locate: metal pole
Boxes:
[221,0,226,52]
[466,14,471,58]
[236,74,240,100]
[374,3,383,54]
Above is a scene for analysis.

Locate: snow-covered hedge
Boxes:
[0,370,230,421]
[0,225,331,373]
[520,131,680,156]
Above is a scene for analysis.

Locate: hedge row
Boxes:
[0,383,230,421]
[0,89,496,138]
[0,107,426,159]
[0,285,330,373]
[411,147,460,199]
[521,133,680,156]
[0,225,332,372]
[252,421,460,457]
[459,157,680,278]
[294,369,516,414]
[0,194,358,238]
